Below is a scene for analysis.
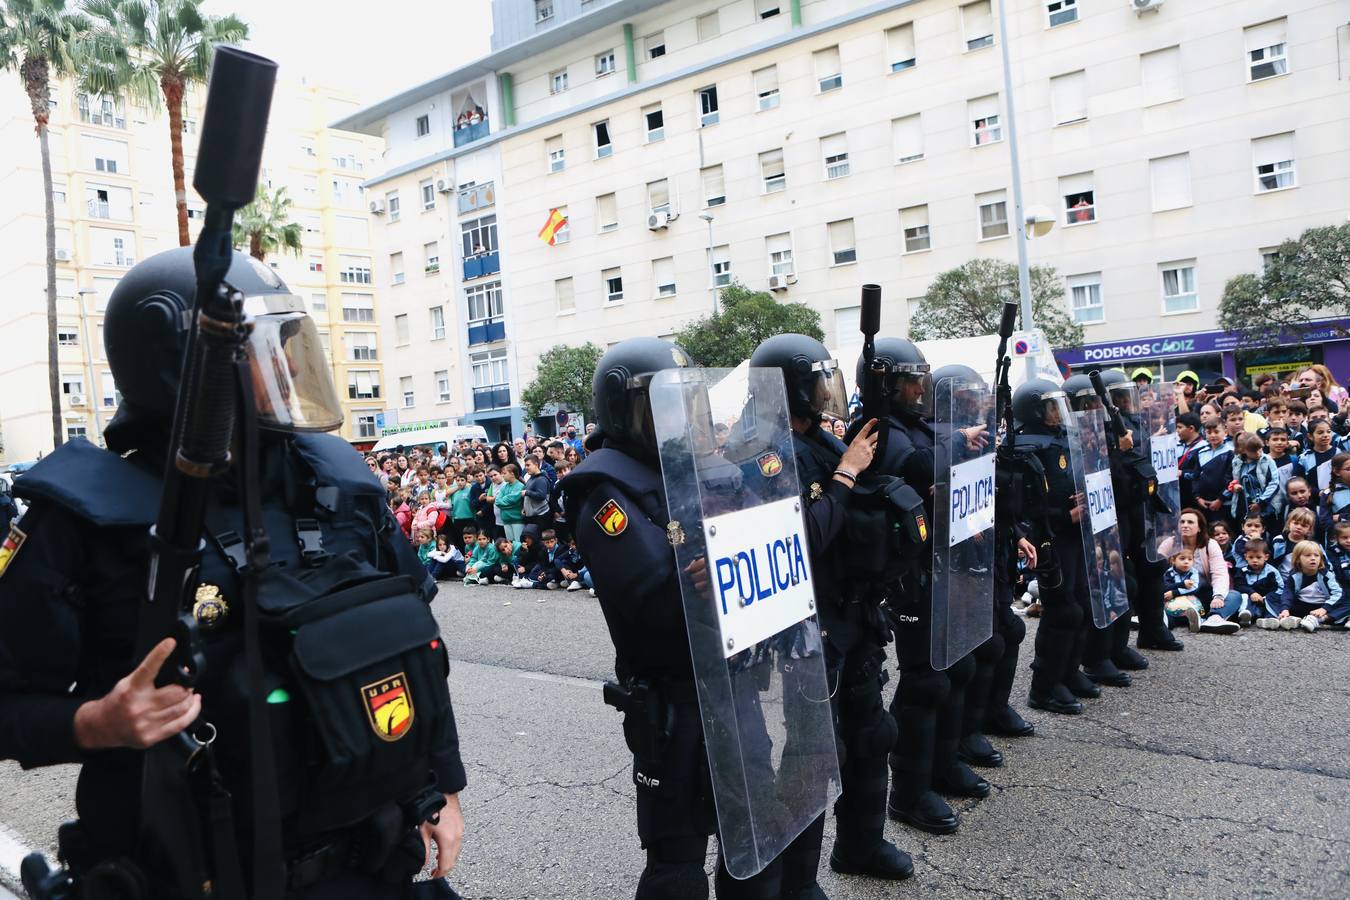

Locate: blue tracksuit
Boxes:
[1231,562,1283,620]
[1275,569,1348,622]
[1193,441,1235,506]
[1228,454,1280,520]
[1295,447,1338,493]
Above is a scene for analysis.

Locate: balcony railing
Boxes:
[462,250,500,280]
[453,120,490,148]
[87,200,111,218]
[467,317,506,346]
[458,182,495,214]
[473,385,511,411]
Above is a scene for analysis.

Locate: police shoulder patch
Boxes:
[594,498,628,536]
[757,451,783,478]
[363,672,415,742]
[0,523,27,579]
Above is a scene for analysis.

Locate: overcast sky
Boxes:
[206,0,494,105]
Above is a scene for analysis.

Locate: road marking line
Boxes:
[517,672,603,690]
[0,823,41,896]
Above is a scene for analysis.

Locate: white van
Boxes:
[371,425,490,454]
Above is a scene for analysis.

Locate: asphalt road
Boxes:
[3,582,1349,899]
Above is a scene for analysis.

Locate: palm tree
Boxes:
[232,184,302,262]
[80,0,246,246]
[0,0,91,451]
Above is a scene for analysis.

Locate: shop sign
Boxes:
[1056,318,1350,366]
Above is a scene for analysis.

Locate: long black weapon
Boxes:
[135,45,279,900]
[1089,369,1129,442]
[857,283,886,470]
[993,301,1018,447]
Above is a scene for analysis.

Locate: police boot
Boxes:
[829,838,914,881]
[1028,649,1082,716]
[1112,615,1149,670]
[1064,627,1101,699]
[887,675,959,834]
[986,703,1035,737]
[932,656,991,799]
[957,635,1003,766]
[1082,625,1130,687]
[986,616,1033,736]
[779,814,828,900]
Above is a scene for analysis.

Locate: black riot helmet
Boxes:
[1013,378,1071,433]
[932,364,988,425]
[1095,368,1139,414]
[1062,373,1100,412]
[749,333,848,422]
[104,247,344,435]
[591,337,693,457]
[855,337,932,417]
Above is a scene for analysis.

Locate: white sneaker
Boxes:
[566,581,582,592]
[1279,616,1300,631]
[547,581,559,590]
[589,588,596,597]
[1199,614,1240,635]
[1183,607,1201,633]
[1300,614,1320,633]
[1256,617,1281,630]
[1238,609,1253,627]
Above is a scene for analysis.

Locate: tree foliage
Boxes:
[1219,224,1350,346]
[232,184,302,261]
[674,281,824,367]
[520,342,604,420]
[908,258,1084,351]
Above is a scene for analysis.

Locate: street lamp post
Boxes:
[699,213,719,315]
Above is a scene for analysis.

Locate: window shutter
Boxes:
[814,46,841,78]
[1059,171,1093,197]
[892,115,923,161]
[1050,70,1087,124]
[702,165,725,200]
[1141,46,1182,103]
[556,277,575,312]
[828,219,855,250]
[900,205,928,230]
[887,24,916,63]
[968,94,999,121]
[766,232,792,254]
[963,1,993,40]
[648,179,670,208]
[820,133,847,158]
[761,149,785,178]
[1149,154,1191,210]
[1245,19,1286,51]
[754,66,778,96]
[1252,132,1295,167]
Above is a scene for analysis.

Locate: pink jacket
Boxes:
[1158,536,1230,595]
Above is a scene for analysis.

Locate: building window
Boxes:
[1149,153,1192,211]
[465,281,504,324]
[355,412,378,439]
[342,293,375,322]
[1160,261,1198,313]
[643,104,664,142]
[711,244,731,286]
[1245,19,1288,81]
[101,373,122,408]
[594,120,612,158]
[1050,70,1087,125]
[471,350,510,411]
[430,305,446,340]
[552,205,570,244]
[424,240,440,272]
[761,148,786,193]
[390,251,405,285]
[652,257,677,297]
[66,423,88,441]
[461,215,498,257]
[596,49,616,77]
[977,190,1009,240]
[697,11,720,40]
[556,276,575,313]
[339,257,372,284]
[645,32,665,59]
[61,375,85,397]
[603,268,624,303]
[900,205,930,252]
[647,179,671,216]
[1260,247,1281,273]
[767,233,794,277]
[814,46,842,92]
[1141,46,1183,106]
[57,328,79,346]
[698,86,719,127]
[754,66,780,111]
[550,69,569,94]
[394,315,409,346]
[962,1,994,51]
[596,193,618,232]
[886,23,917,72]
[347,370,381,400]
[1068,272,1103,324]
[702,165,725,207]
[828,219,856,266]
[401,376,415,408]
[386,191,401,222]
[110,235,133,266]
[310,292,326,313]
[892,114,923,164]
[1252,132,1297,193]
[347,331,379,361]
[415,114,430,138]
[821,133,849,179]
[1060,173,1096,224]
[1046,0,1077,27]
[970,95,1002,145]
[756,0,780,19]
[546,135,565,173]
[535,0,553,23]
[420,179,435,211]
[435,370,451,403]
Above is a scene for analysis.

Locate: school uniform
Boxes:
[1193,440,1235,512]
[1274,570,1349,624]
[1230,561,1284,621]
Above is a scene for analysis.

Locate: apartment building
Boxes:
[342,0,1350,431]
[0,77,388,462]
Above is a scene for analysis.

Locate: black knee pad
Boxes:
[637,860,709,900]
[852,706,899,758]
[944,653,976,689]
[1000,612,1026,645]
[896,667,949,709]
[973,633,1005,663]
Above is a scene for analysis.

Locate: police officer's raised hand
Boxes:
[1118,430,1134,452]
[838,419,879,481]
[73,637,202,751]
[420,791,464,879]
[961,424,990,451]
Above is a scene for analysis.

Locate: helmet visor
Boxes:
[886,365,933,417]
[808,360,849,422]
[1041,391,1071,429]
[243,298,344,433]
[1109,382,1140,414]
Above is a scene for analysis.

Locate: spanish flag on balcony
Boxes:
[538,208,568,245]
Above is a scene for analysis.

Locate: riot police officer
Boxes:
[1013,379,1092,715]
[749,335,913,884]
[855,339,988,837]
[0,249,465,899]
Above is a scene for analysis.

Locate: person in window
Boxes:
[1069,197,1092,223]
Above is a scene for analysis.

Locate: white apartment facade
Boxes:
[0,77,389,463]
[343,0,1350,430]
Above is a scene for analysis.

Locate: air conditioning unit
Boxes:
[1131,0,1164,14]
[69,393,86,407]
[369,199,386,215]
[768,274,791,292]
[647,211,670,231]
[55,248,70,261]
[436,177,452,194]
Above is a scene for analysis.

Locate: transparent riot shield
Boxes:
[649,367,841,880]
[1070,407,1132,628]
[1143,383,1181,562]
[931,379,996,670]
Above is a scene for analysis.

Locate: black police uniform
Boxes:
[0,428,465,899]
[985,461,1033,738]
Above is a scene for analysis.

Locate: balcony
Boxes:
[467,317,506,346]
[453,119,490,148]
[87,200,110,218]
[462,250,500,280]
[458,182,495,214]
[473,385,512,412]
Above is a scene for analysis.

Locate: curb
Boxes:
[0,825,35,898]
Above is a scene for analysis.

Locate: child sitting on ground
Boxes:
[426,533,464,582]
[1231,538,1283,625]
[464,531,501,585]
[1163,548,1208,632]
[550,532,586,591]
[1271,507,1317,575]
[1262,540,1348,632]
[486,536,517,585]
[1210,521,1236,572]
[1324,521,1350,604]
[511,526,548,589]
[415,528,435,567]
[1231,514,1266,563]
